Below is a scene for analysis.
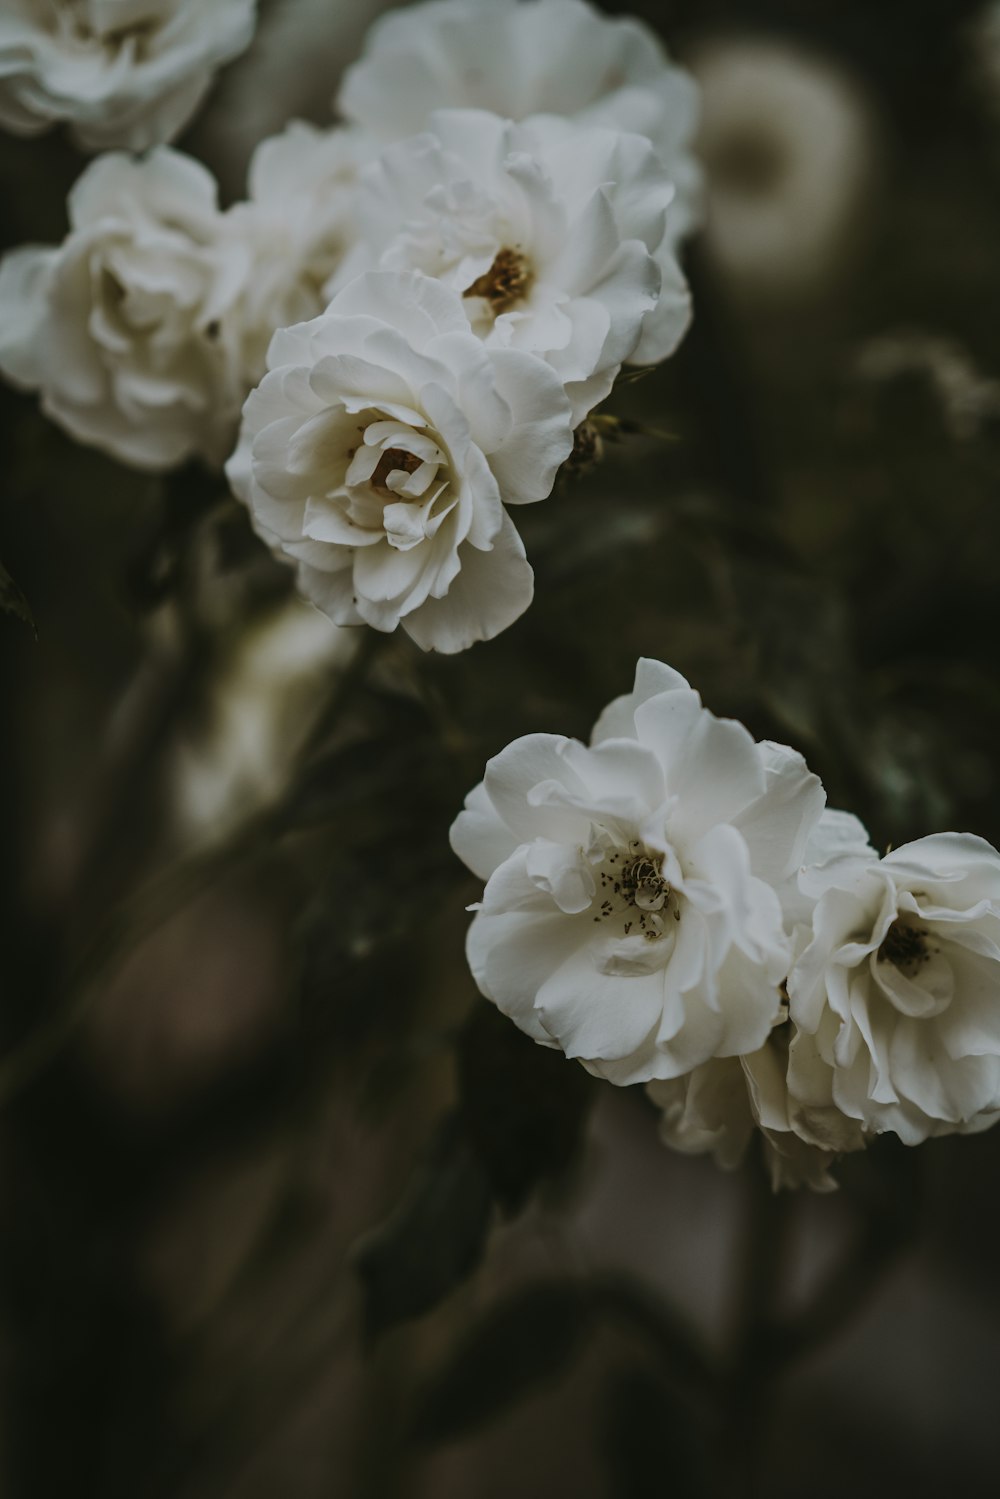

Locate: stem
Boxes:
[721,1153,790,1499]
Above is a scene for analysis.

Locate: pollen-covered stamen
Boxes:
[466,247,533,313]
[345,421,448,511]
[370,447,422,496]
[592,840,676,941]
[878,918,931,978]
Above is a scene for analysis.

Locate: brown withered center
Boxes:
[878,919,930,977]
[466,248,533,313]
[370,448,422,496]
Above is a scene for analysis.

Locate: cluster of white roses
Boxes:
[3,1,999,1196]
[452,660,1000,1190]
[0,0,700,653]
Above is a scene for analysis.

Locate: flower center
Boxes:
[878,918,930,978]
[465,248,533,314]
[370,447,423,497]
[593,840,675,941]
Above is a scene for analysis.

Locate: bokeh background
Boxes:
[3,0,1000,1495]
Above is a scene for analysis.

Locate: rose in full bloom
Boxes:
[450,659,825,1085]
[787,833,1000,1146]
[334,108,690,424]
[0,147,243,470]
[338,0,702,241]
[225,270,574,653]
[0,0,256,151]
[219,120,371,390]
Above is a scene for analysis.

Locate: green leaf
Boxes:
[411,1280,595,1445]
[0,558,35,635]
[457,1003,593,1214]
[353,1115,494,1340]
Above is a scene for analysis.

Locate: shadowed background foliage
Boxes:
[3,0,1000,1495]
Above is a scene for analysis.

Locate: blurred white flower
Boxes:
[172,596,356,841]
[788,834,1000,1146]
[450,658,824,1085]
[0,0,256,151]
[857,332,1000,443]
[647,1036,844,1193]
[335,108,690,424]
[225,270,574,653]
[692,36,876,293]
[974,2,1000,113]
[338,0,702,240]
[0,147,243,470]
[219,120,371,391]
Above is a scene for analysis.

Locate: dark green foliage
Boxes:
[354,1116,495,1340]
[600,1366,712,1499]
[411,1280,596,1444]
[0,557,34,635]
[456,1004,594,1215]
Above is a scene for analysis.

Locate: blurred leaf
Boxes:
[457,1004,594,1214]
[297,850,456,1063]
[353,1115,493,1340]
[600,1367,711,1499]
[0,557,34,635]
[284,699,440,834]
[411,1280,595,1445]
[123,466,232,612]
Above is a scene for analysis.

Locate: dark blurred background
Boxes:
[3,0,1000,1495]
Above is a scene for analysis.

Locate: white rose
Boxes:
[225,270,574,654]
[692,37,877,294]
[787,833,1000,1145]
[0,147,243,470]
[647,1034,846,1192]
[338,0,702,241]
[172,596,356,842]
[218,121,372,391]
[450,658,824,1085]
[333,108,690,425]
[0,0,256,151]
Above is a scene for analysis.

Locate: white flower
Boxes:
[218,121,371,391]
[225,270,574,653]
[778,804,878,935]
[0,0,256,151]
[787,833,1000,1146]
[647,1039,843,1193]
[450,658,825,1085]
[0,147,243,470]
[334,108,690,425]
[172,596,356,842]
[338,0,702,240]
[692,36,876,293]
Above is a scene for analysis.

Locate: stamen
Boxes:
[878,918,931,978]
[466,248,533,314]
[370,447,422,496]
[593,840,676,940]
